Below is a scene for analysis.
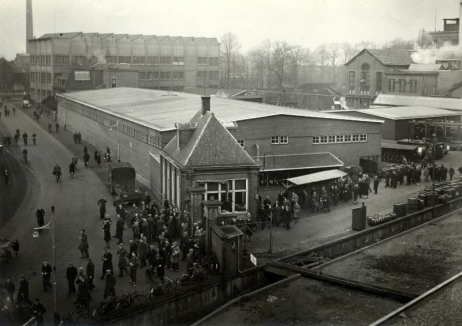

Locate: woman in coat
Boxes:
[293,202,301,223]
[103,218,112,248]
[170,242,180,272]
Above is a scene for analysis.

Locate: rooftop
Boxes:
[374,94,462,111]
[58,88,382,132]
[256,153,343,172]
[407,64,443,71]
[346,48,413,66]
[352,106,460,120]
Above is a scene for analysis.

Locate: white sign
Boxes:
[250,253,257,266]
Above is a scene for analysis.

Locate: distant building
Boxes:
[344,49,412,109]
[28,32,220,102]
[0,57,27,95]
[426,18,460,46]
[13,54,30,92]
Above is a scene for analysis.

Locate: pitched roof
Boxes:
[162,112,257,168]
[256,153,343,172]
[346,49,412,66]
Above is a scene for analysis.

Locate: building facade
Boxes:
[29,32,220,102]
[0,58,27,95]
[344,49,412,109]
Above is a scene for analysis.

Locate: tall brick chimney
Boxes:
[201,96,211,115]
[26,0,33,53]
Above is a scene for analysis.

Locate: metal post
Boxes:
[51,206,57,313]
[267,212,273,256]
[432,133,436,218]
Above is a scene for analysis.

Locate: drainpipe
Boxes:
[254,144,260,162]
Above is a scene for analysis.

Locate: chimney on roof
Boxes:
[176,122,196,149]
[201,96,211,115]
[26,0,33,53]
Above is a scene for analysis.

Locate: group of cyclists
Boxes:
[52,154,79,181]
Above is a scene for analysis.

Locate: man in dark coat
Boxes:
[41,260,52,292]
[100,248,113,278]
[373,175,380,194]
[83,152,90,167]
[17,275,30,305]
[117,243,129,277]
[97,196,107,220]
[66,263,78,296]
[78,229,89,258]
[31,298,46,326]
[36,207,45,233]
[115,216,125,244]
[104,270,116,299]
[75,267,90,307]
[86,259,95,291]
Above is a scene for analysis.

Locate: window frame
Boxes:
[271,136,280,144]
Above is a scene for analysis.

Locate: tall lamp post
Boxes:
[33,206,57,313]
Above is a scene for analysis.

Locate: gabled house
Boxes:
[160,97,260,219]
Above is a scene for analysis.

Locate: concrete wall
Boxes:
[103,267,267,325]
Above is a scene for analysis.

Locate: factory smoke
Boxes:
[411,42,462,64]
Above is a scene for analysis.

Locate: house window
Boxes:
[388,79,396,92]
[271,136,279,144]
[313,136,320,144]
[348,71,355,90]
[238,140,245,147]
[160,56,172,65]
[352,134,360,142]
[376,72,383,92]
[336,135,344,143]
[410,80,417,93]
[205,180,248,212]
[320,136,328,143]
[344,135,351,142]
[360,134,367,142]
[328,136,336,143]
[197,57,208,65]
[398,79,406,92]
[173,57,184,65]
[75,71,90,81]
[360,63,370,91]
[139,72,146,80]
[280,136,288,144]
[208,57,219,66]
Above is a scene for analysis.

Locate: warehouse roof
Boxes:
[374,94,462,111]
[257,153,343,172]
[58,88,382,132]
[352,106,460,120]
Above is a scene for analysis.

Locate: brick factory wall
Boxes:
[149,153,161,201]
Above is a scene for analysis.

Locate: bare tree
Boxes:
[383,37,415,50]
[221,33,241,89]
[327,43,342,83]
[314,45,329,83]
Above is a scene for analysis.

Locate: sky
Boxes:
[0,0,460,60]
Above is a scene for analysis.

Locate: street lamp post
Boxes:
[33,206,57,313]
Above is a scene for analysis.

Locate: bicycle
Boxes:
[149,275,176,299]
[145,265,156,283]
[115,289,147,310]
[92,296,117,319]
[60,304,91,325]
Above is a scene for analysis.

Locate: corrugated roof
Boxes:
[58,88,383,132]
[257,153,343,172]
[286,169,347,187]
[354,106,460,120]
[374,94,462,111]
[162,112,257,168]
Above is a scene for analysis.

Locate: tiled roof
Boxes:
[162,112,257,168]
[367,49,412,66]
[256,153,343,172]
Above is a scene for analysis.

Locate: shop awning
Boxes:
[257,152,343,172]
[285,169,347,187]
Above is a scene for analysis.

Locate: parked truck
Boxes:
[108,162,143,206]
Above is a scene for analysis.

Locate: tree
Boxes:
[327,43,342,83]
[383,37,415,50]
[221,33,241,89]
[314,45,329,83]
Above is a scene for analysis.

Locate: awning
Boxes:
[285,169,347,187]
[257,152,343,172]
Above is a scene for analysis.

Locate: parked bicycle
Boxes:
[60,304,92,325]
[149,275,176,299]
[115,289,147,310]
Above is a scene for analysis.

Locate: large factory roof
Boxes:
[352,106,460,120]
[58,88,382,132]
[374,94,462,111]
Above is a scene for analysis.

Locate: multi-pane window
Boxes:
[160,56,172,65]
[336,135,344,143]
[46,73,51,83]
[172,57,184,65]
[320,136,328,143]
[63,56,69,64]
[205,180,248,212]
[209,71,219,80]
[328,136,335,143]
[197,71,207,79]
[348,71,355,90]
[312,134,367,145]
[312,136,320,144]
[197,57,208,65]
[410,80,417,93]
[139,72,146,80]
[271,136,289,144]
[153,72,159,80]
[360,63,370,91]
[376,72,383,92]
[398,79,406,92]
[238,140,245,147]
[172,71,184,79]
[360,134,367,142]
[271,136,279,144]
[388,79,396,92]
[208,57,219,66]
[352,134,360,142]
[147,56,159,65]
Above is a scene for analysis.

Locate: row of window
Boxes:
[30,88,52,99]
[30,72,52,83]
[63,101,163,148]
[388,79,418,93]
[312,134,367,144]
[32,55,219,66]
[139,71,185,80]
[271,136,289,145]
[197,71,219,79]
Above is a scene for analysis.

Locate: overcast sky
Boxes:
[0,0,459,59]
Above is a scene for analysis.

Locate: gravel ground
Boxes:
[203,276,403,326]
[318,210,462,296]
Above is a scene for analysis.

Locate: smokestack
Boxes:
[26,0,33,53]
[201,96,211,115]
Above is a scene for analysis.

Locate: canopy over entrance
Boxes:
[285,169,347,188]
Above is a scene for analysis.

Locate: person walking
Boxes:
[31,298,46,326]
[3,277,15,303]
[129,252,138,285]
[103,216,112,248]
[100,248,113,279]
[17,275,30,305]
[97,196,107,220]
[117,243,129,277]
[94,150,101,166]
[115,215,125,244]
[78,229,89,258]
[41,260,52,292]
[36,207,45,234]
[103,270,116,299]
[373,175,380,194]
[66,263,78,297]
[83,152,90,168]
[86,259,95,291]
[449,166,455,181]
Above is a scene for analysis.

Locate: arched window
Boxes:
[360,63,370,91]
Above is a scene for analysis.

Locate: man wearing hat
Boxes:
[117,243,129,277]
[66,262,78,297]
[17,275,30,305]
[104,269,116,299]
[78,229,89,259]
[86,259,95,290]
[75,267,90,307]
[31,298,46,326]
